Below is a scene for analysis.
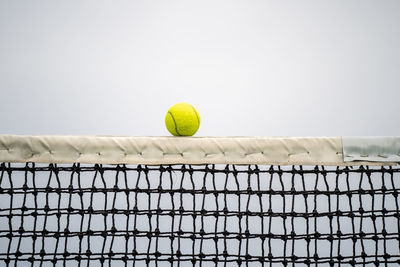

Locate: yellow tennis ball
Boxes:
[165,103,200,136]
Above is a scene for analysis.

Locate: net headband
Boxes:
[0,135,399,166]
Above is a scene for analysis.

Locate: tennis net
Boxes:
[0,136,399,266]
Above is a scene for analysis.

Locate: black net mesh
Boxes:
[0,162,399,266]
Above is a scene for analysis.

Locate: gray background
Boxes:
[0,0,399,137]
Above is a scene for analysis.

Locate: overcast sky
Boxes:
[0,0,399,137]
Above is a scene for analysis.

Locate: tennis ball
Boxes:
[165,103,200,136]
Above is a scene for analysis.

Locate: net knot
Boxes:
[94,164,104,174]
[146,232,152,239]
[223,207,228,215]
[361,252,367,259]
[267,233,275,238]
[86,230,94,236]
[22,184,29,191]
[116,165,126,172]
[290,231,296,237]
[179,206,184,214]
[87,206,94,213]
[72,164,80,173]
[49,164,59,174]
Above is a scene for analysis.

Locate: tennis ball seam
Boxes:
[168,111,182,136]
[191,106,200,125]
